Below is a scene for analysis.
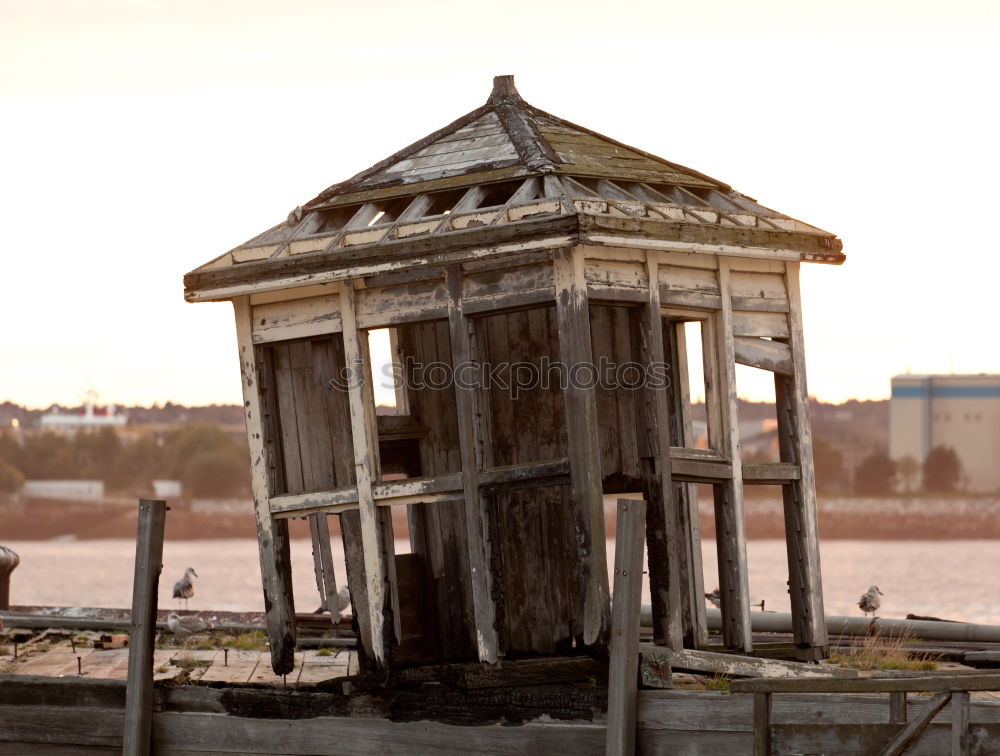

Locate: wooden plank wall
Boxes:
[396,320,477,661]
[477,305,581,654]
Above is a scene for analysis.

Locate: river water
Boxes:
[5,538,999,625]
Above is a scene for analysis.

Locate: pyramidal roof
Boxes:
[185,76,843,301]
[307,75,724,205]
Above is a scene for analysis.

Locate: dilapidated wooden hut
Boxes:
[184,76,843,676]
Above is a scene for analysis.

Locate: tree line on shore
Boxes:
[812,440,963,495]
[0,426,250,498]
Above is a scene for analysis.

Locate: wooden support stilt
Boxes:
[338,280,393,667]
[339,511,373,664]
[714,260,753,653]
[446,265,499,664]
[554,246,611,648]
[233,296,297,675]
[952,689,970,756]
[637,257,683,651]
[667,319,708,648]
[123,498,166,756]
[605,498,646,756]
[752,691,772,756]
[775,261,827,657]
[308,513,338,619]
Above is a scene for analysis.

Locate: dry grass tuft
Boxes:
[829,630,939,672]
[704,674,731,691]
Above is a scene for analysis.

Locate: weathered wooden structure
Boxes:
[184,76,844,675]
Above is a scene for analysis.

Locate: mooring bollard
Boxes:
[0,545,19,610]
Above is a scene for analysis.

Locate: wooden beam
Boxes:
[445,264,499,664]
[554,245,611,647]
[734,336,793,375]
[233,296,296,675]
[742,463,801,484]
[606,499,646,756]
[338,281,391,667]
[952,690,970,756]
[889,691,907,724]
[753,692,771,756]
[882,690,952,756]
[731,674,1000,694]
[308,514,338,619]
[714,259,753,653]
[639,645,857,679]
[669,322,708,649]
[776,261,828,655]
[122,498,166,756]
[637,257,683,651]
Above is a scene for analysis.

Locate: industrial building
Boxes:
[889,374,1000,492]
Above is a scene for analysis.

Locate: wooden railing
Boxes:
[731,673,1000,756]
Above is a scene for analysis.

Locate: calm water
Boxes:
[5,538,1000,625]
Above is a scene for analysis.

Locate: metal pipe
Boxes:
[640,606,1000,644]
[0,546,19,610]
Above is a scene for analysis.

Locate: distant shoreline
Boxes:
[3,494,999,542]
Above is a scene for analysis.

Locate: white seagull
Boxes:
[172,567,198,609]
[337,585,351,616]
[705,587,721,609]
[858,585,883,618]
[167,613,213,637]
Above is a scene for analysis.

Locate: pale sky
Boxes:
[1,0,998,408]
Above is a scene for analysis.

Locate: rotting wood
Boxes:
[714,260,753,653]
[639,645,858,679]
[233,297,296,676]
[753,692,771,756]
[122,498,166,756]
[553,246,610,648]
[777,260,828,656]
[733,336,793,375]
[663,321,706,647]
[637,257,683,651]
[446,265,499,663]
[338,281,390,667]
[731,673,1000,694]
[880,690,952,756]
[308,514,338,619]
[952,689,970,756]
[606,498,646,756]
[890,691,907,724]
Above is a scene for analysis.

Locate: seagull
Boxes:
[858,585,883,618]
[337,585,351,615]
[172,567,198,609]
[167,613,213,637]
[705,587,721,609]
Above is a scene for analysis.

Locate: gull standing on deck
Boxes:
[858,585,883,618]
[172,567,198,610]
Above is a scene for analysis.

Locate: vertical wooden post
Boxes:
[889,691,908,724]
[338,280,391,667]
[0,545,19,610]
[752,691,772,756]
[553,246,611,647]
[234,296,297,675]
[446,265,499,663]
[671,322,708,648]
[775,261,828,657]
[308,513,338,618]
[638,258,683,651]
[123,498,166,756]
[714,259,753,653]
[951,690,970,756]
[606,498,646,756]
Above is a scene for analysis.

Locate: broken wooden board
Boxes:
[638,644,858,679]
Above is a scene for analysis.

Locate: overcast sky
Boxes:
[1,0,997,408]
